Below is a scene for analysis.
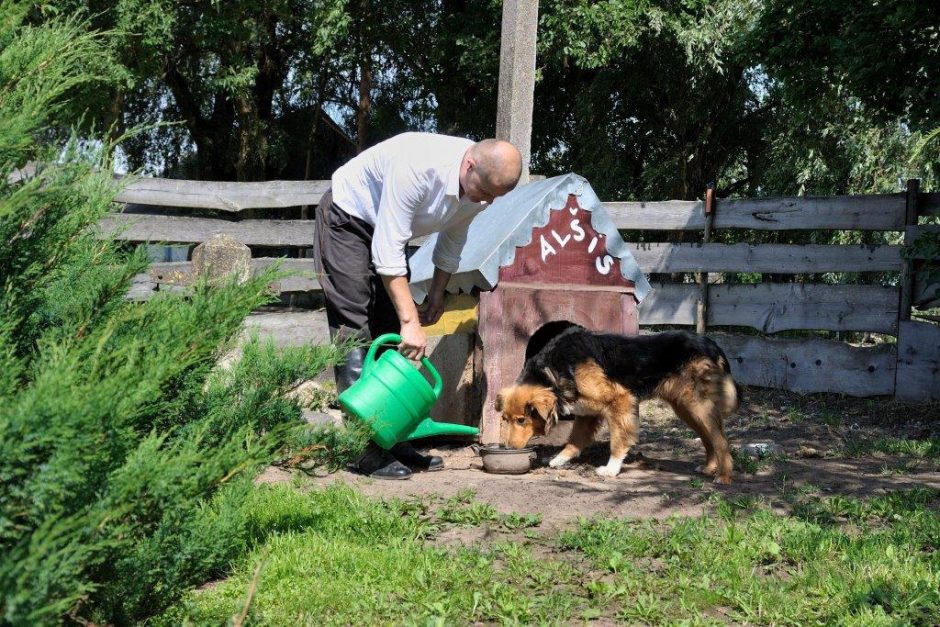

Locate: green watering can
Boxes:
[338,333,479,450]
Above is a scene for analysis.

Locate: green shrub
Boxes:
[0,10,352,624]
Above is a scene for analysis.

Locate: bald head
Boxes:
[470,139,523,191]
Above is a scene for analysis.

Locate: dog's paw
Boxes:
[548,455,571,468]
[695,463,718,476]
[595,465,620,478]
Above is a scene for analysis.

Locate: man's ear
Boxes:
[526,387,558,433]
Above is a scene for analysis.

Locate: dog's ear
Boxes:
[543,366,578,404]
[495,390,505,412]
[541,367,560,388]
[526,387,558,433]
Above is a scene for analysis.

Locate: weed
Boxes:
[501,512,543,530]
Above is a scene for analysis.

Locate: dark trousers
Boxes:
[312,190,399,345]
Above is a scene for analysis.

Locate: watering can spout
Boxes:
[406,417,479,442]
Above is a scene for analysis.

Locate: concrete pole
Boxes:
[495,0,539,184]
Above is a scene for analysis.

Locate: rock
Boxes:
[191,234,251,284]
[303,409,344,427]
[285,379,336,409]
[797,445,824,458]
[740,441,785,459]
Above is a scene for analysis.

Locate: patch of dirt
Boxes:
[260,388,940,531]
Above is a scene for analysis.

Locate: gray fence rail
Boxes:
[100,175,940,401]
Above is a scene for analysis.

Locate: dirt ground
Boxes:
[260,388,940,530]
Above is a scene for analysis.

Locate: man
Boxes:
[314,132,523,479]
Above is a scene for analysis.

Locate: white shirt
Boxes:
[331,132,487,276]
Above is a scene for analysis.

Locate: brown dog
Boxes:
[496,326,739,483]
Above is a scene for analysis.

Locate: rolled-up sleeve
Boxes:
[372,164,427,276]
[431,213,475,274]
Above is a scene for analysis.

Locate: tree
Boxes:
[756,0,939,132]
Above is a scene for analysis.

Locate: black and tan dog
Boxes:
[496,325,740,483]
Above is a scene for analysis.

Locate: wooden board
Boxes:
[425,333,478,427]
[713,333,897,396]
[895,320,940,402]
[420,294,479,336]
[628,242,903,273]
[639,283,899,333]
[148,258,321,291]
[605,193,907,231]
[499,194,636,289]
[98,214,315,246]
[477,286,638,444]
[114,177,330,211]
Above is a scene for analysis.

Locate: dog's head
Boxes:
[495,384,558,448]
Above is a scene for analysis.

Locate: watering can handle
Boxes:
[365,333,443,398]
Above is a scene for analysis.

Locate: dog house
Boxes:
[410,173,651,443]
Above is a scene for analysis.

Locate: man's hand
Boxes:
[419,289,445,326]
[419,267,452,327]
[399,320,427,360]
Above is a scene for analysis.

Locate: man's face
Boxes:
[460,162,509,204]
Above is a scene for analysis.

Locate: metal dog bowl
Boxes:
[480,445,536,474]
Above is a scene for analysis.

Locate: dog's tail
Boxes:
[712,345,743,415]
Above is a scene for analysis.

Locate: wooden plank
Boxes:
[114,177,331,211]
[895,320,940,402]
[696,183,715,335]
[898,180,920,322]
[148,258,321,291]
[420,294,479,336]
[425,333,477,426]
[97,214,315,246]
[603,200,703,230]
[497,194,637,289]
[242,310,331,347]
[713,333,897,396]
[639,283,899,334]
[629,242,903,273]
[605,193,906,231]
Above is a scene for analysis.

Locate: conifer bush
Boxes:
[0,10,360,623]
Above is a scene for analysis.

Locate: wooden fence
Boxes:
[104,176,940,402]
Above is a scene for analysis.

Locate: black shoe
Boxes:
[391,441,444,472]
[349,442,412,480]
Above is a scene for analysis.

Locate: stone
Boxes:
[191,234,251,284]
[740,441,785,459]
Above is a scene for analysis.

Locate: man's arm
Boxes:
[380,275,426,360]
[371,163,427,358]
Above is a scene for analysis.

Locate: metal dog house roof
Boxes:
[408,172,651,303]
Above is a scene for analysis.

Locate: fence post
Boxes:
[894,178,920,400]
[898,179,920,322]
[495,0,539,184]
[696,182,715,335]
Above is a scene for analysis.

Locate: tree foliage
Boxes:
[31,0,937,195]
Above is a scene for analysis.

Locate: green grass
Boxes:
[162,484,940,626]
[560,488,940,625]
[842,436,940,461]
[159,484,577,625]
